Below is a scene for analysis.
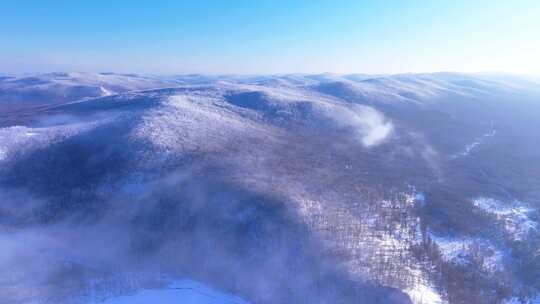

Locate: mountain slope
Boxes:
[0,72,181,113]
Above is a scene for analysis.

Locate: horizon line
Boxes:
[2,70,539,78]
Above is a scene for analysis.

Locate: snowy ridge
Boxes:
[0,117,112,163]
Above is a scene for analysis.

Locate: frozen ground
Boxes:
[473,197,538,241]
[92,280,249,304]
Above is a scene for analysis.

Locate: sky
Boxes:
[0,0,539,75]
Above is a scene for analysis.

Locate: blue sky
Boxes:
[1,0,539,74]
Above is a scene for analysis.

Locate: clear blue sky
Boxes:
[1,0,539,74]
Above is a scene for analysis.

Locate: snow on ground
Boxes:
[0,123,97,163]
[0,147,6,161]
[405,282,443,304]
[91,280,249,304]
[429,233,505,273]
[100,86,114,96]
[473,197,538,241]
[296,190,445,304]
[504,295,540,304]
[429,234,471,263]
[130,94,274,156]
[233,83,395,148]
[401,261,444,304]
[452,129,496,158]
[0,110,121,164]
[403,190,426,207]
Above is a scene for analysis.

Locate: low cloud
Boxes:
[352,106,394,147]
[320,104,394,147]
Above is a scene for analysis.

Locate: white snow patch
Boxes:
[100,86,114,96]
[504,295,540,304]
[91,280,249,304]
[404,191,426,207]
[0,147,6,161]
[429,235,470,263]
[405,283,444,304]
[429,234,505,272]
[400,264,445,304]
[452,129,496,158]
[473,197,538,241]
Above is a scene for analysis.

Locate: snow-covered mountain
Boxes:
[1,72,539,304]
[0,72,182,113]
